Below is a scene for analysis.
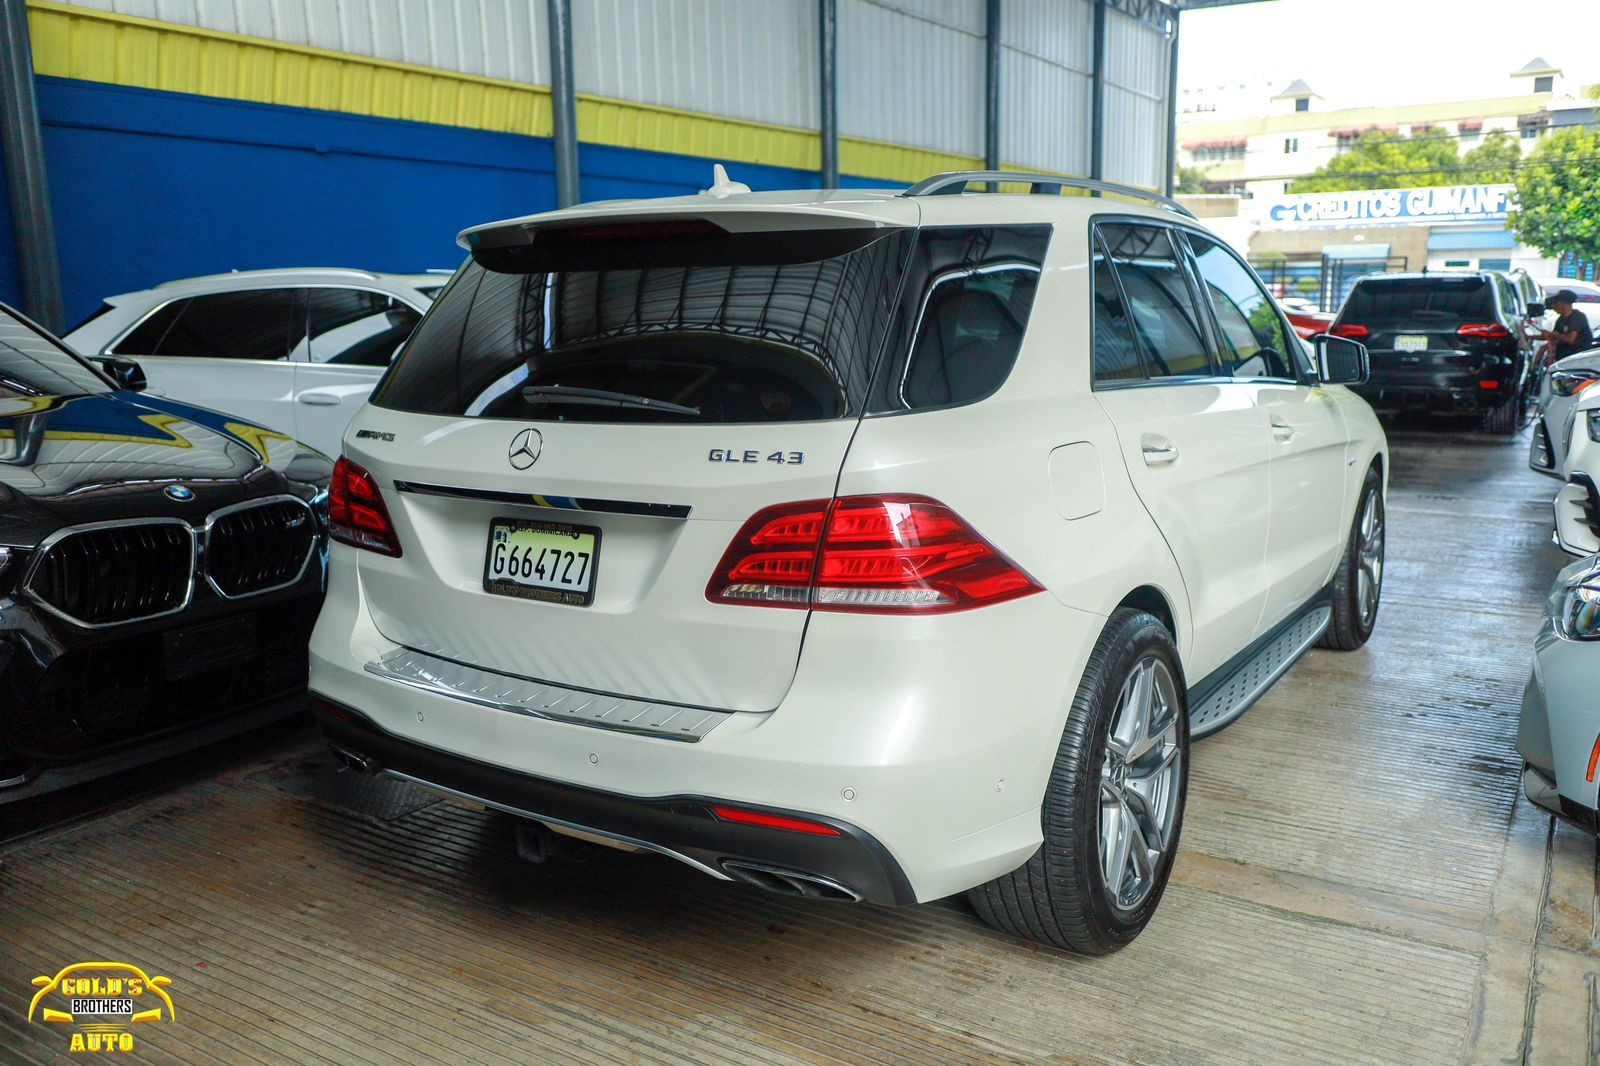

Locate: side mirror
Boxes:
[1554,475,1600,557]
[1527,301,1546,318]
[1314,334,1369,385]
[91,356,148,392]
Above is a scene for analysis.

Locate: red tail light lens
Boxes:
[328,456,402,557]
[1330,324,1368,339]
[1457,323,1513,340]
[707,495,1043,614]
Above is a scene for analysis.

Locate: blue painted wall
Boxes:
[25,78,849,326]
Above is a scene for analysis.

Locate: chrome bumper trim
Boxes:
[363,647,736,742]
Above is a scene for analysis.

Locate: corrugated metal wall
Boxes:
[839,0,984,159]
[1101,5,1171,191]
[46,0,1173,185]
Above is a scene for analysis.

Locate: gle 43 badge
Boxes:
[708,449,804,465]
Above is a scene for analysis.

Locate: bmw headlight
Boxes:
[1556,565,1600,640]
[1589,408,1600,443]
[1553,370,1600,397]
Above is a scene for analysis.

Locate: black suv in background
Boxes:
[1330,272,1536,434]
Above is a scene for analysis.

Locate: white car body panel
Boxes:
[308,187,1388,904]
[63,268,440,457]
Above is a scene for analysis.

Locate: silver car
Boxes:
[1518,487,1600,832]
[1530,347,1600,477]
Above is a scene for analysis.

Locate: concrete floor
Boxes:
[2,425,1596,1064]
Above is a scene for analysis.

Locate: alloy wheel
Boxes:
[1099,657,1183,912]
[1357,488,1384,628]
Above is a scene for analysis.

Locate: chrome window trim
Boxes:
[20,517,197,629]
[200,493,320,601]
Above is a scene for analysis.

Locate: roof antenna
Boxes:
[700,164,751,199]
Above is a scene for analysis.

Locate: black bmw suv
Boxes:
[0,302,331,801]
[1330,271,1536,434]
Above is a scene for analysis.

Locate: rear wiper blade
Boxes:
[521,385,700,416]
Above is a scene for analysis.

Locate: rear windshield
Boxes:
[1339,277,1497,328]
[372,222,1050,424]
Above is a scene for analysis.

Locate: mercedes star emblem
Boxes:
[508,428,543,470]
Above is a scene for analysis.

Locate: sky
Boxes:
[1178,0,1595,112]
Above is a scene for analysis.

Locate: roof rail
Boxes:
[900,171,1195,219]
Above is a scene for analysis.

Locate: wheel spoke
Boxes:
[1101,795,1132,893]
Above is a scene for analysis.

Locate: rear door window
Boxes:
[1186,233,1296,381]
[303,288,422,367]
[1097,223,1215,379]
[1091,234,1146,384]
[112,289,298,360]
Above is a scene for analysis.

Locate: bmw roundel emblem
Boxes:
[508,428,543,470]
[164,484,195,502]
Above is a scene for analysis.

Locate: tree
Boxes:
[1288,127,1522,193]
[1510,126,1600,262]
[1176,165,1211,194]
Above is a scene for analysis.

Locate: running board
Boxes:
[1188,605,1331,739]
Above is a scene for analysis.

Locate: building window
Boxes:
[1295,97,1309,112]
[1522,124,1541,139]
[1284,137,1299,154]
[1535,75,1554,93]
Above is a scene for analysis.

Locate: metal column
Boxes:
[1090,0,1107,182]
[1165,8,1181,196]
[818,0,839,188]
[546,0,580,208]
[984,0,1001,184]
[0,0,63,330]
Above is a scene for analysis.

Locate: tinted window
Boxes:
[1188,234,1294,380]
[878,226,1050,411]
[1091,236,1145,384]
[376,227,919,423]
[1339,277,1497,328]
[1098,224,1213,378]
[113,289,296,360]
[304,288,422,367]
[1545,286,1600,305]
[0,306,108,398]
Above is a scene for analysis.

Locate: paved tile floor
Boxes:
[2,425,1595,1064]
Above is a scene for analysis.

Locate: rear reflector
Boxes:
[329,456,403,557]
[706,495,1043,614]
[1588,734,1600,783]
[710,805,841,836]
[1457,323,1513,341]
[1478,380,1501,390]
[1330,324,1368,339]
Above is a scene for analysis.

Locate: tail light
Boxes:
[707,494,1042,614]
[710,805,840,836]
[1457,323,1513,341]
[1330,324,1367,339]
[328,457,402,557]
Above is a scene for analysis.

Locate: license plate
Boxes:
[163,614,258,680]
[1395,335,1428,352]
[483,517,599,606]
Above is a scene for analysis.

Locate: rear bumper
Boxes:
[309,543,1108,903]
[315,697,915,905]
[1355,354,1519,412]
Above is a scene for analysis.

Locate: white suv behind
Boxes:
[64,268,446,457]
[309,173,1387,952]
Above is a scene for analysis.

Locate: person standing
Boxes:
[1541,289,1595,366]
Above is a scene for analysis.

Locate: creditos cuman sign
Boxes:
[1259,184,1514,230]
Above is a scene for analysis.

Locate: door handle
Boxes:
[1141,435,1179,465]
[297,393,342,406]
[1270,416,1296,441]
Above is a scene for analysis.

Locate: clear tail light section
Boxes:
[328,456,402,557]
[707,494,1042,614]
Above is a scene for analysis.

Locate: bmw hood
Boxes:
[0,391,333,546]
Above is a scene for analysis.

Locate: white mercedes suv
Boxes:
[309,172,1387,953]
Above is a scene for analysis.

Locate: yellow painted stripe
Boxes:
[25,0,1063,185]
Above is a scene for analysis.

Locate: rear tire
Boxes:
[968,609,1188,954]
[1480,392,1522,435]
[1320,465,1384,650]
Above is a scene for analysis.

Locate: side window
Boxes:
[304,289,423,367]
[1098,223,1213,379]
[900,264,1041,408]
[1186,234,1294,381]
[113,289,296,360]
[1092,234,1145,384]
